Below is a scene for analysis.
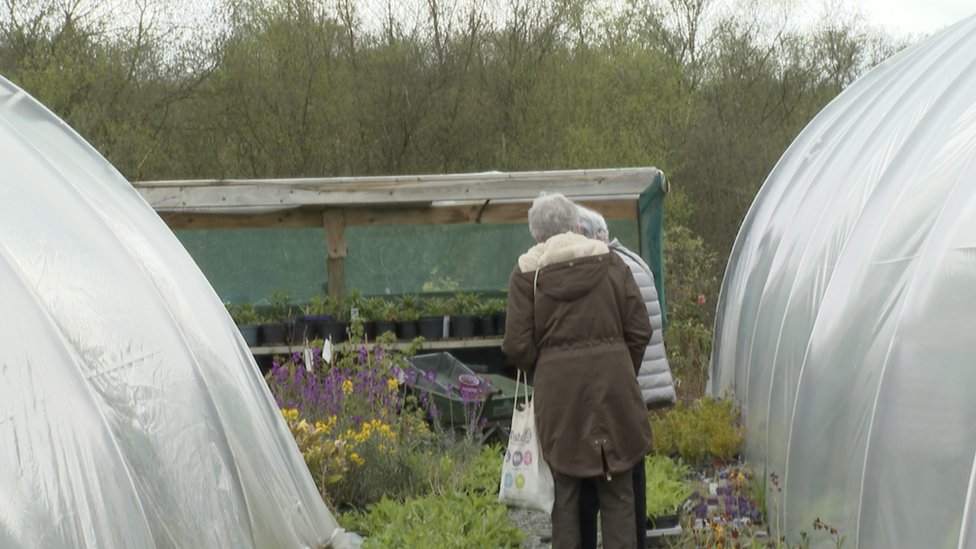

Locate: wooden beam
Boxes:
[133,168,661,210]
[152,198,638,231]
[323,210,348,300]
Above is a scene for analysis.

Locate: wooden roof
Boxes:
[132,168,665,230]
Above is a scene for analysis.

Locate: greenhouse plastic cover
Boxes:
[0,76,350,548]
[709,13,976,549]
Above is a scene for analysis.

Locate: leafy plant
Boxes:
[339,491,525,548]
[303,294,336,317]
[267,289,296,319]
[397,294,421,321]
[375,299,404,321]
[651,397,744,464]
[280,408,347,507]
[421,296,451,316]
[448,292,481,316]
[231,302,259,325]
[486,297,508,314]
[644,455,693,519]
[473,301,494,317]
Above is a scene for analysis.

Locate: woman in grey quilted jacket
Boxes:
[576,204,677,549]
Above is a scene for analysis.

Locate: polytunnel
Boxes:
[0,77,350,547]
[709,13,976,549]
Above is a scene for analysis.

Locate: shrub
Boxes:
[340,491,525,548]
[651,397,744,464]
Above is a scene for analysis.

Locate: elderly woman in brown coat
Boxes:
[502,192,654,549]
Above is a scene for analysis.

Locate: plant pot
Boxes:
[649,513,680,530]
[292,317,314,343]
[280,317,298,344]
[450,314,478,338]
[261,322,286,345]
[398,319,420,340]
[237,324,260,346]
[418,315,444,340]
[374,320,397,338]
[318,319,348,343]
[494,311,507,335]
[477,315,495,336]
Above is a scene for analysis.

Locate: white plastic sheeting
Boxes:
[0,76,348,548]
[709,14,976,549]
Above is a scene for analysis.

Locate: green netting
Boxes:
[175,219,642,305]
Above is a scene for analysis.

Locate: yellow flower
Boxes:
[341,379,354,395]
[281,408,299,421]
[378,444,386,452]
[387,377,398,391]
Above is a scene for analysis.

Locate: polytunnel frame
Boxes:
[710,14,976,548]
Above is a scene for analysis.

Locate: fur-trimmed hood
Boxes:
[517,232,609,273]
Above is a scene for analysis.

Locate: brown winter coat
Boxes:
[501,232,654,478]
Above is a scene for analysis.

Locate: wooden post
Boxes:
[323,209,348,301]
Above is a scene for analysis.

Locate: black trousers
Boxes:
[579,461,647,549]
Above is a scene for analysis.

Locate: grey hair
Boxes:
[577,205,609,242]
[528,192,579,242]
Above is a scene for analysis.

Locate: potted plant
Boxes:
[227,302,261,346]
[397,294,422,340]
[473,301,496,337]
[644,455,693,531]
[448,292,481,338]
[344,290,376,340]
[373,299,402,338]
[259,312,286,346]
[268,289,299,344]
[487,297,508,335]
[311,294,347,343]
[419,296,450,340]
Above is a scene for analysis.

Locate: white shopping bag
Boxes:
[498,371,555,514]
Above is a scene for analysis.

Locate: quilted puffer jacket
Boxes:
[608,239,677,409]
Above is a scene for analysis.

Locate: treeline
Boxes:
[0,0,910,280]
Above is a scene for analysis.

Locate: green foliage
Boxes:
[227,302,260,325]
[644,455,693,519]
[486,298,508,314]
[374,299,404,321]
[267,288,296,319]
[664,316,713,403]
[461,443,505,495]
[447,292,481,316]
[651,397,744,464]
[303,293,336,317]
[340,491,525,549]
[397,294,421,321]
[421,296,451,316]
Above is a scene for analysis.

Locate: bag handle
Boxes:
[513,370,530,409]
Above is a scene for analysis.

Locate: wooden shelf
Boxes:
[248,337,504,356]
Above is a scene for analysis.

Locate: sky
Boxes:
[851,0,974,35]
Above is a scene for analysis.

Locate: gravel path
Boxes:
[506,507,553,549]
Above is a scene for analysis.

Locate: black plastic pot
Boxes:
[649,514,680,530]
[450,315,478,338]
[292,317,314,343]
[374,320,397,338]
[398,319,420,341]
[261,323,286,345]
[237,324,260,346]
[418,315,445,340]
[494,311,507,335]
[477,315,495,337]
[318,320,348,343]
[280,317,298,344]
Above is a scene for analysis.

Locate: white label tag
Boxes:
[322,340,333,365]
